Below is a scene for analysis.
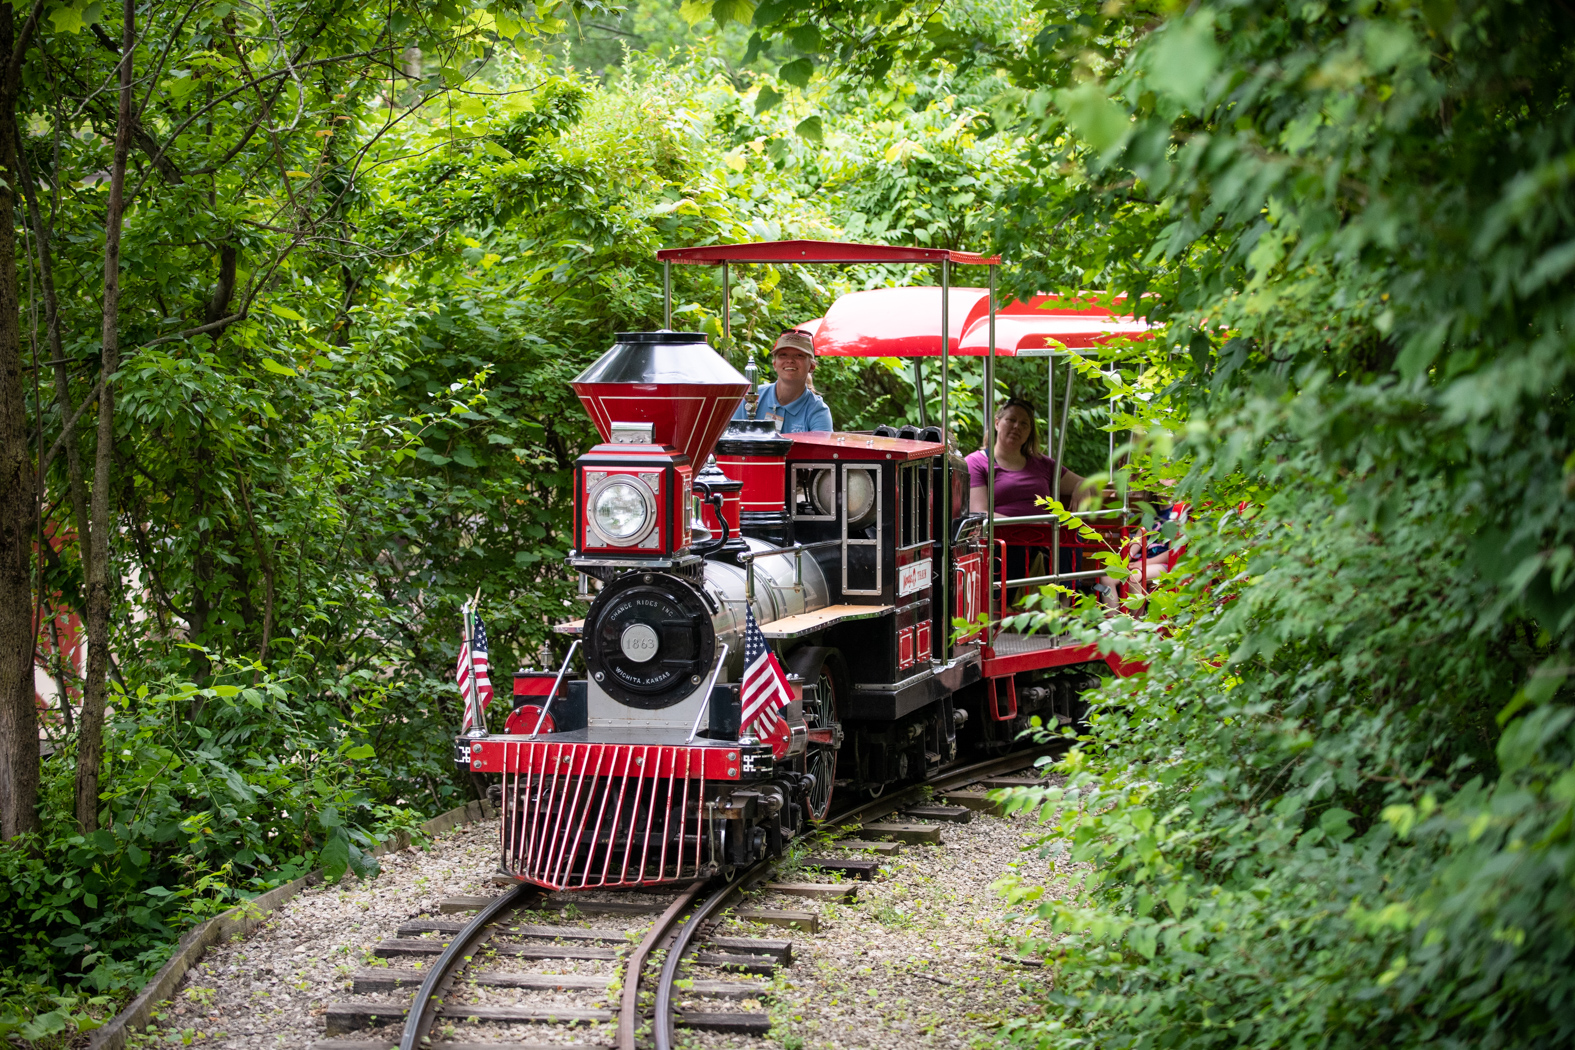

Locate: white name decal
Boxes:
[897,559,933,597]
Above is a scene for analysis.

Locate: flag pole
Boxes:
[465,601,486,737]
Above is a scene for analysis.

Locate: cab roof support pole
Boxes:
[721,261,731,350]
[912,359,929,427]
[984,265,996,643]
[939,257,950,663]
[663,260,672,329]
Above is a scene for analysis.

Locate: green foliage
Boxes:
[743,0,1573,1045]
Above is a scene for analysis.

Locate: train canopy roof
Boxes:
[810,287,1153,357]
[655,239,1000,266]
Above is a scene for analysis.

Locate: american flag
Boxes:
[741,607,792,757]
[458,606,495,731]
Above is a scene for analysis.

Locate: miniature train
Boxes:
[458,243,1148,891]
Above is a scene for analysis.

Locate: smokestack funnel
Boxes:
[572,332,749,469]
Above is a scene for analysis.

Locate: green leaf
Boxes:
[48,6,85,33]
[1146,18,1220,109]
[319,831,350,881]
[480,139,516,161]
[795,115,823,142]
[755,86,783,114]
[1319,808,1356,841]
[260,359,298,377]
[1054,83,1130,153]
[268,304,305,321]
[710,0,755,26]
[678,0,712,26]
[779,58,814,89]
[345,744,375,761]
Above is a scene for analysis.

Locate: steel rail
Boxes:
[829,741,1068,828]
[643,744,1068,1049]
[651,858,774,1050]
[397,882,538,1050]
[616,880,708,1050]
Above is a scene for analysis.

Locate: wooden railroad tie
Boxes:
[944,789,1008,816]
[835,839,902,855]
[802,855,883,880]
[901,804,973,823]
[762,881,860,903]
[324,1001,770,1036]
[856,822,943,844]
[734,906,820,932]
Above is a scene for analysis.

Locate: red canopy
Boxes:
[811,288,1152,357]
[656,239,1001,266]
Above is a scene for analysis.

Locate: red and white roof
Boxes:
[811,287,1152,357]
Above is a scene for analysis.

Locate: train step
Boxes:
[734,906,820,932]
[762,881,859,902]
[802,856,883,880]
[856,822,943,844]
[677,1010,772,1034]
[324,1001,611,1035]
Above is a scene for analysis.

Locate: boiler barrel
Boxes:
[703,537,831,675]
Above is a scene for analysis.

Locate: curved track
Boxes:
[384,743,1063,1050]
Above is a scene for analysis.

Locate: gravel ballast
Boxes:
[139,778,1074,1050]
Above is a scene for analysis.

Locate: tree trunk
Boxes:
[0,4,40,840]
[75,0,134,834]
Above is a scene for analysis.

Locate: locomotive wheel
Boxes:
[787,647,845,823]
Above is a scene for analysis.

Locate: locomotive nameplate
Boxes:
[620,623,659,662]
[897,559,933,597]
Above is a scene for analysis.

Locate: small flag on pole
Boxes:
[458,605,495,731]
[741,607,793,758]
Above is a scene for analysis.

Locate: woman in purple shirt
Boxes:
[965,398,1089,516]
[966,398,1091,598]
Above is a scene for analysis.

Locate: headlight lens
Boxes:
[593,481,650,541]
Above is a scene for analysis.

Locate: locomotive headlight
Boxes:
[590,477,654,544]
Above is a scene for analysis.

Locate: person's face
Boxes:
[995,407,1033,450]
[772,349,813,383]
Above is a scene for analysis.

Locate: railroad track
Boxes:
[311,743,1063,1050]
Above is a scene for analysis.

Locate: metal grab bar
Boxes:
[686,643,730,744]
[741,538,843,602]
[991,510,1131,525]
[530,639,581,738]
[1001,568,1108,587]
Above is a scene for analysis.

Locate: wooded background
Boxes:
[1,1,1571,1047]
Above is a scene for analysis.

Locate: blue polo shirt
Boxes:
[733,383,834,433]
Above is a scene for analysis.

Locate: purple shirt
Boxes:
[965,450,1065,517]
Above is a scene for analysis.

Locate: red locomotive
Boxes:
[459,240,1157,891]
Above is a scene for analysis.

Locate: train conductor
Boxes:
[733,329,834,433]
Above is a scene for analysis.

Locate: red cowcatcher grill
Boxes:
[571,331,749,469]
[488,740,741,888]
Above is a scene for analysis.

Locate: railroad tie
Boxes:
[350,968,612,994]
[323,1001,613,1036]
[734,906,820,932]
[373,937,618,961]
[762,881,860,902]
[855,821,944,844]
[803,855,884,880]
[902,804,974,823]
